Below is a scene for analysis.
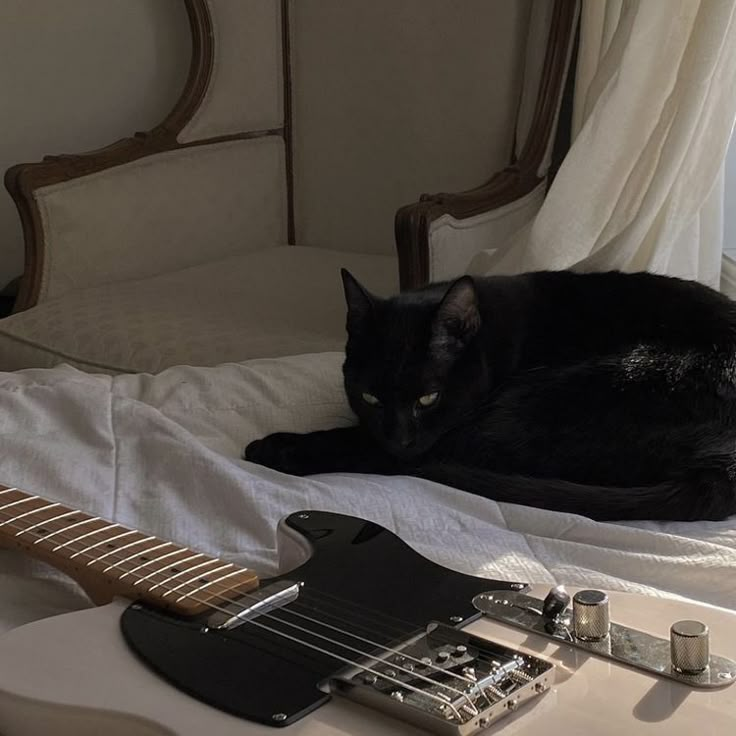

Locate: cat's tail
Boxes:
[414,464,734,521]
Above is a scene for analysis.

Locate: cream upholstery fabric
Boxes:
[0,247,397,374]
[34,137,286,302]
[427,184,547,281]
[177,0,283,142]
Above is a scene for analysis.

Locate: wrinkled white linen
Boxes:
[0,353,734,635]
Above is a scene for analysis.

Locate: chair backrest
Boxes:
[7,0,289,309]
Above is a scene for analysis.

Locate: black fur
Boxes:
[245,269,736,521]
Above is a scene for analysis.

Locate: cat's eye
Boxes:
[362,392,381,406]
[417,392,440,408]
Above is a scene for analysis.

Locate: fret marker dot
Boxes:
[139,556,149,562]
[171,567,181,573]
[39,528,49,534]
[198,578,209,583]
[69,518,78,523]
[106,543,116,549]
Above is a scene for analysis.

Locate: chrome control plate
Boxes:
[473,590,736,689]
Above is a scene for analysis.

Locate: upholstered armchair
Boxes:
[0,0,577,374]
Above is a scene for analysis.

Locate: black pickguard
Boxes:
[121,510,525,726]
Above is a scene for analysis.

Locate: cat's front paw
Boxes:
[244,432,314,476]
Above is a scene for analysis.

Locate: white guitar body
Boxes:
[1,586,735,736]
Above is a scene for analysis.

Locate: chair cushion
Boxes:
[0,246,398,374]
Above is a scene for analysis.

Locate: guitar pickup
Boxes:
[327,623,554,735]
[206,579,301,630]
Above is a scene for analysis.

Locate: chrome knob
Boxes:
[572,590,610,641]
[542,585,571,620]
[670,620,710,674]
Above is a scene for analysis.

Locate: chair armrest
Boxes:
[6,138,287,308]
[394,0,578,289]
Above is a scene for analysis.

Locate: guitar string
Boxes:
[3,492,525,699]
[0,492,488,700]
[294,589,417,639]
[0,510,475,720]
[0,491,478,678]
[0,501,485,712]
[0,489,493,642]
[0,492,426,651]
[0,492,491,700]
[0,494,486,698]
[0,489,447,638]
[298,584,430,631]
[0,490,422,639]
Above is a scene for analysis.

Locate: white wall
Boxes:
[725,131,736,260]
[291,0,532,256]
[0,0,191,289]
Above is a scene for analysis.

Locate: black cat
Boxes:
[245,269,736,522]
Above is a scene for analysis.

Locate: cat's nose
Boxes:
[383,417,416,454]
[392,436,415,452]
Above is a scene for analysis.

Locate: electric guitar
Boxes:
[0,483,734,736]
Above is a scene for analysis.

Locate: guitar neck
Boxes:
[0,484,259,615]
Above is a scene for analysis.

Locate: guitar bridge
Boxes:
[327,623,554,735]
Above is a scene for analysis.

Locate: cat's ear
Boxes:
[430,276,481,356]
[341,269,375,332]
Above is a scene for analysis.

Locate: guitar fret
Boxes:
[0,484,259,615]
[67,524,131,557]
[177,567,242,603]
[36,516,98,545]
[18,510,81,537]
[130,548,197,585]
[91,532,151,565]
[160,559,228,598]
[147,553,208,593]
[108,542,175,576]
[0,502,60,528]
[0,495,40,515]
[84,532,154,560]
[163,559,232,598]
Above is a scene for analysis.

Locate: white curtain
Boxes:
[469,0,736,288]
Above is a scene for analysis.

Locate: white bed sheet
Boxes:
[0,353,734,635]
